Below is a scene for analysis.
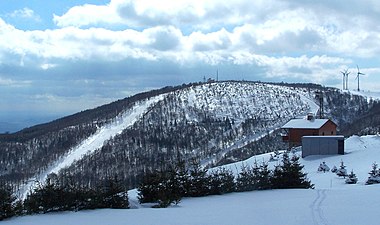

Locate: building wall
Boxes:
[318,120,337,136]
[302,136,344,157]
[288,128,318,147]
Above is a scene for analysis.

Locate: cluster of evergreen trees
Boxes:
[0,174,128,221]
[138,152,313,208]
[0,184,19,221]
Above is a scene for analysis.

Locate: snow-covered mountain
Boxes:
[0,81,375,197]
[4,135,380,225]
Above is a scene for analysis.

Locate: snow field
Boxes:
[6,135,380,225]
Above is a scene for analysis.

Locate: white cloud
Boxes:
[53,0,278,30]
[1,1,380,91]
[53,3,120,27]
[8,7,41,22]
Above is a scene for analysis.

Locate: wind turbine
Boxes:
[356,65,365,91]
[340,69,350,90]
[340,70,346,90]
[345,69,350,90]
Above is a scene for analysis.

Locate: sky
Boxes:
[1,0,380,132]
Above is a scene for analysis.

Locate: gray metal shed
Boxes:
[301,136,344,158]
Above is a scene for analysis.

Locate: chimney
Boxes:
[307,113,314,121]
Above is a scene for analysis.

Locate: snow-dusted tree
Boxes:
[365,162,380,185]
[345,170,358,184]
[336,161,348,178]
[318,162,330,173]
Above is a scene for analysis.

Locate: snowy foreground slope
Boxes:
[4,135,380,225]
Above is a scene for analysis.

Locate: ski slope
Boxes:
[6,135,380,225]
[18,95,166,199]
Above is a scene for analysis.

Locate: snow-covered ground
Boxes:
[5,135,380,225]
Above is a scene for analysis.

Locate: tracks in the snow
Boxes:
[310,189,328,225]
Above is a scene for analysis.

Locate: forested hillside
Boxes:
[0,81,375,195]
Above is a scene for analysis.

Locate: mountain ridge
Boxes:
[0,80,376,196]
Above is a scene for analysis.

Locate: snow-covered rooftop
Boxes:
[282,118,329,129]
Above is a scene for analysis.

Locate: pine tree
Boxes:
[209,168,235,195]
[345,170,358,184]
[100,176,129,209]
[288,155,314,189]
[257,161,272,190]
[236,164,257,192]
[271,152,313,189]
[138,171,162,204]
[0,184,16,220]
[270,164,283,189]
[138,162,186,208]
[217,168,235,194]
[24,177,63,214]
[366,162,380,185]
[336,160,348,178]
[187,159,210,197]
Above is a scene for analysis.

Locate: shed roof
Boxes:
[302,135,344,139]
[282,118,331,129]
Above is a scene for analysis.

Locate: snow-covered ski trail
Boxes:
[19,95,166,199]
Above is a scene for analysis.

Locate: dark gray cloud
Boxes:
[147,27,181,51]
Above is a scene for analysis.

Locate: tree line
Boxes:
[138,152,313,208]
[0,175,128,221]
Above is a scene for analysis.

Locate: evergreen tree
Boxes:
[235,164,257,192]
[209,168,235,195]
[100,176,129,209]
[217,168,235,194]
[24,178,63,214]
[187,159,210,197]
[271,152,313,189]
[366,162,380,185]
[336,160,348,177]
[138,171,162,204]
[270,164,284,189]
[257,161,272,190]
[345,170,358,184]
[287,154,314,189]
[138,162,186,208]
[0,184,16,220]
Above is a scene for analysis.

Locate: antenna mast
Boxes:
[316,90,324,119]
